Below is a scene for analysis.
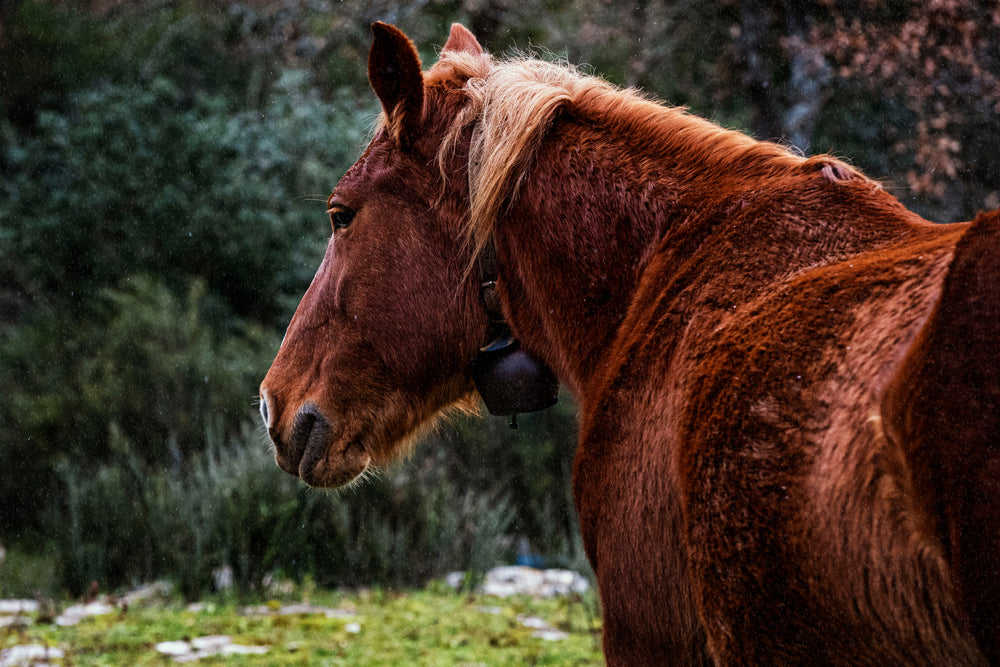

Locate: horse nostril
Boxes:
[259,389,273,430]
[287,404,330,469]
[292,405,329,446]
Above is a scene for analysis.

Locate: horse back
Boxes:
[884,209,1000,662]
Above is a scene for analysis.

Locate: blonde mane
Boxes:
[428,49,864,260]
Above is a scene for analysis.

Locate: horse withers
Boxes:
[259,22,1000,665]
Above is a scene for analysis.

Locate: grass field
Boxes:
[1,583,603,665]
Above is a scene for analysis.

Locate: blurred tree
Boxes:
[736,0,834,152]
[812,0,1000,221]
[546,0,1000,221]
[0,1,372,537]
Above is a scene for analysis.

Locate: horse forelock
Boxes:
[427,49,870,264]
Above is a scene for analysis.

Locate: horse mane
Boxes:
[427,49,867,261]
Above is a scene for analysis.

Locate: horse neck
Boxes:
[491,118,917,399]
[493,122,675,397]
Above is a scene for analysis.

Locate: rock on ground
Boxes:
[0,644,65,667]
[448,566,589,598]
[155,636,269,663]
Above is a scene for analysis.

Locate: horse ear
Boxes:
[368,22,424,143]
[441,23,483,56]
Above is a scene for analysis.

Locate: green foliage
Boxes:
[0,11,374,536]
[0,69,369,323]
[0,275,276,532]
[53,424,529,599]
[0,544,59,599]
[0,64,373,494]
[0,1,583,596]
[431,398,587,572]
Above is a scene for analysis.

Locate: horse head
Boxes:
[259,23,494,488]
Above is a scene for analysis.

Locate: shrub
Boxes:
[0,70,370,326]
[0,67,373,535]
[54,423,525,599]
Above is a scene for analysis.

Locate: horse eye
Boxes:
[328,206,357,231]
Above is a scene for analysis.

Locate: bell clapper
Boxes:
[509,414,519,430]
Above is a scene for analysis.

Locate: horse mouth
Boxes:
[276,405,371,488]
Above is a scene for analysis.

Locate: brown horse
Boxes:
[259,22,1000,665]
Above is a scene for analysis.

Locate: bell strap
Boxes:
[476,236,512,347]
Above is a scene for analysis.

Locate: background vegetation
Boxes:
[2,0,998,600]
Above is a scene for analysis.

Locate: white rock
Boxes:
[262,575,295,596]
[155,640,192,656]
[156,636,270,662]
[189,636,231,651]
[345,622,361,634]
[0,644,65,667]
[241,603,355,618]
[515,614,569,641]
[480,582,517,598]
[280,603,349,617]
[479,566,590,598]
[543,569,576,589]
[240,604,274,616]
[221,644,269,656]
[120,581,172,607]
[0,600,38,614]
[55,601,115,626]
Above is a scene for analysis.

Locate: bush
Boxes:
[0,275,274,533]
[0,66,374,534]
[55,423,526,599]
[0,70,370,326]
[429,398,586,570]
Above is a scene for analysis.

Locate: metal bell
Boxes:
[472,333,559,420]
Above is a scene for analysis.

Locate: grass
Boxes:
[1,583,603,665]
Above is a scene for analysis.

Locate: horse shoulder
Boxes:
[572,251,715,665]
[672,223,985,662]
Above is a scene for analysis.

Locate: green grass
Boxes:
[1,584,603,665]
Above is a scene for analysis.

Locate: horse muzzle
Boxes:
[260,394,371,488]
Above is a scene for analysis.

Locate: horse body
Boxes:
[260,22,998,664]
[511,106,984,663]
